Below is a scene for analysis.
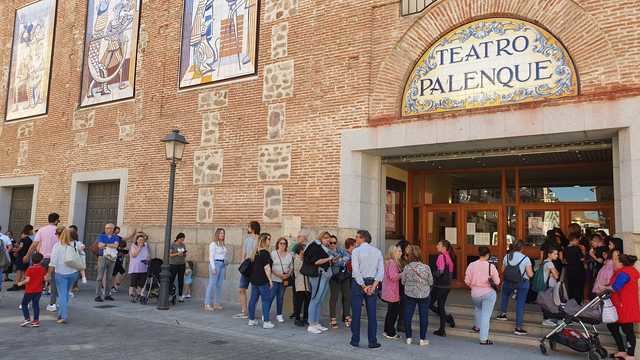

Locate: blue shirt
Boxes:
[327,248,350,274]
[97,233,118,257]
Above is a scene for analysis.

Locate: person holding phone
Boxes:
[169,233,188,302]
[303,231,334,334]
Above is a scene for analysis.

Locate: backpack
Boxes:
[503,253,526,285]
[531,260,548,293]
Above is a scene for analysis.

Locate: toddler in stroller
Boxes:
[538,281,608,360]
[139,258,176,305]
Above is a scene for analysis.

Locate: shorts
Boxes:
[239,274,250,289]
[113,262,126,276]
[14,256,29,271]
[129,273,147,288]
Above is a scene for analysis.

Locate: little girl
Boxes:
[184,261,194,299]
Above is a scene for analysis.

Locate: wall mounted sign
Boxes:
[5,0,57,121]
[403,18,578,116]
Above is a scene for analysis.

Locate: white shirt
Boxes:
[351,242,385,286]
[0,234,11,260]
[50,243,79,275]
[270,250,293,283]
[209,242,227,267]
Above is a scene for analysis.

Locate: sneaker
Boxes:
[46,304,57,312]
[30,320,40,328]
[184,294,192,299]
[514,328,528,336]
[20,320,31,327]
[406,338,412,345]
[419,339,429,346]
[82,277,87,284]
[56,319,66,324]
[111,287,119,293]
[95,296,104,302]
[495,313,508,321]
[248,320,257,326]
[307,325,322,334]
[542,319,557,327]
[276,315,284,323]
[262,321,275,329]
[433,329,446,337]
[368,343,381,349]
[383,333,400,339]
[178,296,184,303]
[204,305,214,311]
[316,324,329,332]
[233,313,248,319]
[104,296,115,301]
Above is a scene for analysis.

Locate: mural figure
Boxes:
[80,0,140,106]
[180,0,258,88]
[6,0,57,121]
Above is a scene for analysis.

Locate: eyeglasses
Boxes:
[329,242,337,245]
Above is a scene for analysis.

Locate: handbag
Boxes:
[602,298,619,324]
[64,243,86,271]
[276,251,293,287]
[488,263,499,291]
[238,258,252,277]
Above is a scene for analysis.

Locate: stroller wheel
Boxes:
[587,350,602,360]
[539,343,548,355]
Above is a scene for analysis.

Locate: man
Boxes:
[350,230,384,349]
[0,226,13,293]
[23,213,60,311]
[95,223,119,302]
[233,221,260,319]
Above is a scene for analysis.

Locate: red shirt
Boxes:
[25,264,46,294]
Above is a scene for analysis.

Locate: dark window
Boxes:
[386,178,406,239]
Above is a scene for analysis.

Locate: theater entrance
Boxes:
[393,141,615,288]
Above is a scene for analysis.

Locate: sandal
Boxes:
[344,316,352,328]
[204,305,214,312]
[330,318,338,329]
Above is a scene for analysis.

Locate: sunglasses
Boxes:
[329,242,337,245]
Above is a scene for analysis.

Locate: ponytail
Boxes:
[619,254,638,267]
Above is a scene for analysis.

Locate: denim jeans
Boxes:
[500,280,530,328]
[22,292,41,321]
[270,281,286,316]
[350,279,379,346]
[472,290,497,342]
[308,273,330,325]
[248,283,273,322]
[204,261,225,306]
[55,272,78,321]
[404,296,429,340]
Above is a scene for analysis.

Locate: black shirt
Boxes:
[304,241,330,271]
[565,245,585,274]
[250,249,273,286]
[17,236,32,258]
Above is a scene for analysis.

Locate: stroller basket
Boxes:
[550,329,591,353]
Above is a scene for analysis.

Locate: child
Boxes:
[541,248,560,326]
[184,261,194,299]
[17,252,46,327]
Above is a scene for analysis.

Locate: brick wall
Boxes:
[1,0,639,240]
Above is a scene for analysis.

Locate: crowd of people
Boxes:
[1,215,639,358]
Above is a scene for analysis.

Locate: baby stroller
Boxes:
[539,284,609,360]
[139,258,162,305]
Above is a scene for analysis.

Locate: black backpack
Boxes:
[504,253,526,285]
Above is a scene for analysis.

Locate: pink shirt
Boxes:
[593,259,615,294]
[436,251,454,272]
[35,224,58,259]
[381,260,402,303]
[464,259,501,298]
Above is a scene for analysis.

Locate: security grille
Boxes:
[401,0,436,16]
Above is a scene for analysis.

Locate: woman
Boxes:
[8,225,34,291]
[565,232,586,304]
[169,232,188,302]
[382,245,402,339]
[496,240,533,336]
[293,243,311,327]
[128,234,149,302]
[464,246,501,345]
[607,253,640,360]
[270,237,293,323]
[48,228,79,324]
[111,237,128,293]
[248,233,275,329]
[205,228,227,311]
[430,240,456,337]
[540,247,560,327]
[401,245,433,346]
[304,231,334,334]
[593,249,617,295]
[328,235,352,329]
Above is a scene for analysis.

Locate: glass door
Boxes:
[424,207,463,286]
[463,207,502,272]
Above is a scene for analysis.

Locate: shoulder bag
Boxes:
[64,243,86,271]
[488,263,499,292]
[277,252,293,287]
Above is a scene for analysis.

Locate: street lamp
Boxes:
[158,129,189,310]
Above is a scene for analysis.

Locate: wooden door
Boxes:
[84,182,119,279]
[423,206,464,286]
[8,187,33,236]
[462,206,503,274]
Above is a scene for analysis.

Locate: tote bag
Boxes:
[602,298,619,324]
[64,244,86,271]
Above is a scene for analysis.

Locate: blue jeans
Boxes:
[500,280,530,328]
[248,283,273,322]
[308,274,330,325]
[404,296,429,340]
[472,291,497,342]
[350,279,379,346]
[270,281,286,316]
[55,272,78,321]
[22,292,41,321]
[204,261,225,306]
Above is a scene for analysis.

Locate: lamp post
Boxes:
[158,129,188,310]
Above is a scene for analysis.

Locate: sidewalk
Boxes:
[0,282,579,360]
